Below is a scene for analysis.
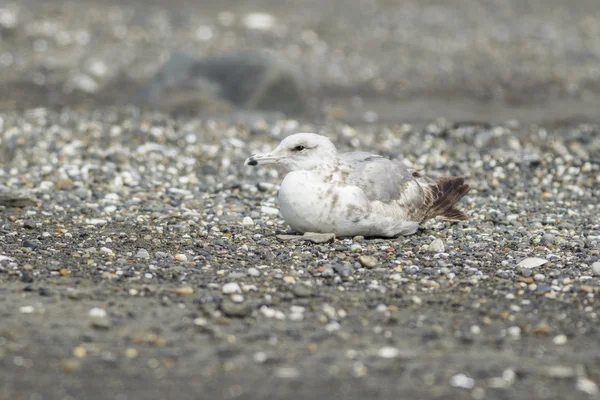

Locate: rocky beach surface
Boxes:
[1,1,600,399]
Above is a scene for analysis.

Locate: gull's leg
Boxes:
[276,232,336,244]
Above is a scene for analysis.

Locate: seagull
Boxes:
[245,133,470,238]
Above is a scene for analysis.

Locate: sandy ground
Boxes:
[1,1,600,400]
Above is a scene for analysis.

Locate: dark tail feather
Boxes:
[425,177,470,221]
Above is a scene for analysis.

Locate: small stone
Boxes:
[553,334,568,345]
[125,348,138,358]
[221,299,252,317]
[136,249,150,259]
[261,206,279,215]
[411,296,422,305]
[90,318,111,330]
[22,239,38,249]
[73,347,87,358]
[507,326,521,338]
[20,272,34,283]
[100,247,113,255]
[88,307,107,318]
[62,359,82,372]
[378,346,399,359]
[576,377,599,395]
[517,257,548,268]
[450,374,475,389]
[231,294,244,303]
[247,267,260,277]
[292,284,313,298]
[591,262,600,277]
[429,238,445,253]
[533,274,546,282]
[283,276,296,284]
[60,269,71,277]
[253,352,268,364]
[175,287,194,295]
[544,366,575,378]
[175,254,188,262]
[19,306,35,314]
[541,234,555,245]
[358,256,377,269]
[222,282,242,294]
[242,216,254,226]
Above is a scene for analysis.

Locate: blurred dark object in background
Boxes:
[1,0,599,123]
[134,50,306,116]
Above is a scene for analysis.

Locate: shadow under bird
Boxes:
[245,133,470,238]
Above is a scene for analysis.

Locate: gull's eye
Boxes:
[292,145,306,152]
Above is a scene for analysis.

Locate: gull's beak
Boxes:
[244,153,283,166]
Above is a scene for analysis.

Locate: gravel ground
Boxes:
[1,1,600,400]
[1,110,599,400]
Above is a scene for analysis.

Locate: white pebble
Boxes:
[100,247,113,255]
[231,294,244,303]
[451,373,475,389]
[507,326,521,338]
[517,257,548,269]
[242,216,254,226]
[591,262,600,276]
[429,238,445,253]
[247,267,260,277]
[175,254,187,262]
[88,307,107,318]
[222,282,242,294]
[242,12,275,30]
[553,334,568,345]
[261,206,279,215]
[325,321,341,332]
[19,306,35,314]
[378,346,399,359]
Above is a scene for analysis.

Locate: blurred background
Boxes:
[1,0,600,124]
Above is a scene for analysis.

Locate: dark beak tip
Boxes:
[247,158,258,166]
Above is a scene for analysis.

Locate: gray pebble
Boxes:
[220,299,252,317]
[534,273,546,282]
[358,256,378,269]
[136,249,150,259]
[292,284,313,298]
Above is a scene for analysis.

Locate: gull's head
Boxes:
[245,133,338,171]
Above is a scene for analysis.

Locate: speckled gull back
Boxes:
[340,152,416,203]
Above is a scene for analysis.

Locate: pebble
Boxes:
[450,373,475,389]
[91,318,111,330]
[247,267,260,277]
[19,306,35,314]
[358,256,377,269]
[553,334,568,345]
[544,366,575,378]
[533,274,546,282]
[136,249,150,259]
[378,346,399,359]
[242,216,254,226]
[100,247,113,255]
[591,262,600,276]
[175,254,188,262]
[175,287,194,295]
[88,307,107,318]
[517,257,548,268]
[429,238,445,253]
[221,299,252,317]
[261,206,279,215]
[22,239,38,249]
[292,284,313,297]
[222,282,242,294]
[541,234,555,245]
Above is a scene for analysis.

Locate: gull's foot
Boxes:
[276,232,336,244]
